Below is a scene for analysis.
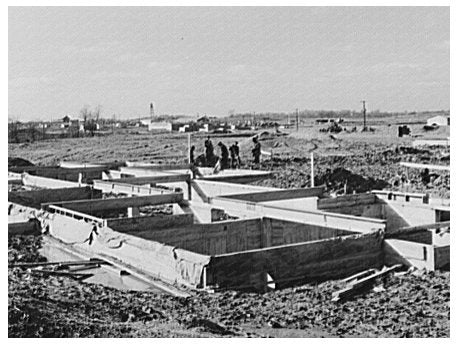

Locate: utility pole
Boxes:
[361,100,367,131]
[296,108,299,131]
[150,102,155,121]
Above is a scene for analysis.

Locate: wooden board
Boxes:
[44,193,183,213]
[8,187,101,209]
[125,162,191,170]
[200,172,273,184]
[399,162,450,172]
[9,165,122,183]
[93,180,175,196]
[223,187,324,202]
[317,194,377,210]
[331,265,402,302]
[9,163,124,174]
[207,230,384,290]
[110,174,190,185]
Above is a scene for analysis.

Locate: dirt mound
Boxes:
[8,157,34,168]
[256,131,288,142]
[315,167,390,194]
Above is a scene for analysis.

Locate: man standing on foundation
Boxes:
[252,137,261,164]
[218,141,229,170]
[204,136,214,166]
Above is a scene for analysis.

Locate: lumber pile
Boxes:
[9,259,108,281]
[332,264,402,302]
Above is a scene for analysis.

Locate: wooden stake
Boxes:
[187,133,191,164]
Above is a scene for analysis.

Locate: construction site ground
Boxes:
[8,119,450,338]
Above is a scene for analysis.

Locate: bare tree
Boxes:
[79,105,91,124]
[94,105,102,123]
[79,105,102,137]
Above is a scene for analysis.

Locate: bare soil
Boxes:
[8,235,450,338]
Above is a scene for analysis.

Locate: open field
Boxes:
[9,119,450,197]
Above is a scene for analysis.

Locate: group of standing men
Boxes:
[190,136,261,170]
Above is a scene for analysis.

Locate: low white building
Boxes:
[148,121,172,132]
[178,124,189,133]
[427,115,450,126]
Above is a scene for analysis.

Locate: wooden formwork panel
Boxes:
[206,230,384,291]
[129,218,263,255]
[44,193,183,214]
[106,213,194,232]
[8,187,101,209]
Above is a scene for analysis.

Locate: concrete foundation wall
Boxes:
[384,239,435,270]
[434,246,450,270]
[263,218,357,247]
[194,180,278,198]
[212,197,386,233]
[8,221,39,235]
[207,230,384,290]
[261,197,318,211]
[316,195,440,233]
[394,230,433,245]
[382,201,437,227]
[107,214,194,232]
[317,194,377,210]
[321,202,384,218]
[22,174,85,188]
[127,218,263,255]
[8,187,101,209]
[20,167,103,183]
[122,217,356,256]
[381,203,411,232]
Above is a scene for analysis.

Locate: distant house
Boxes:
[198,124,209,132]
[148,121,172,132]
[197,116,210,123]
[61,115,72,128]
[427,115,450,127]
[61,116,82,130]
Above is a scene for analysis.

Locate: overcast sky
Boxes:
[9,6,449,121]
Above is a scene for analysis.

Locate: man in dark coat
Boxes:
[230,142,241,168]
[218,142,229,170]
[229,144,236,168]
[190,145,195,164]
[234,141,241,167]
[252,137,261,164]
[204,136,214,165]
